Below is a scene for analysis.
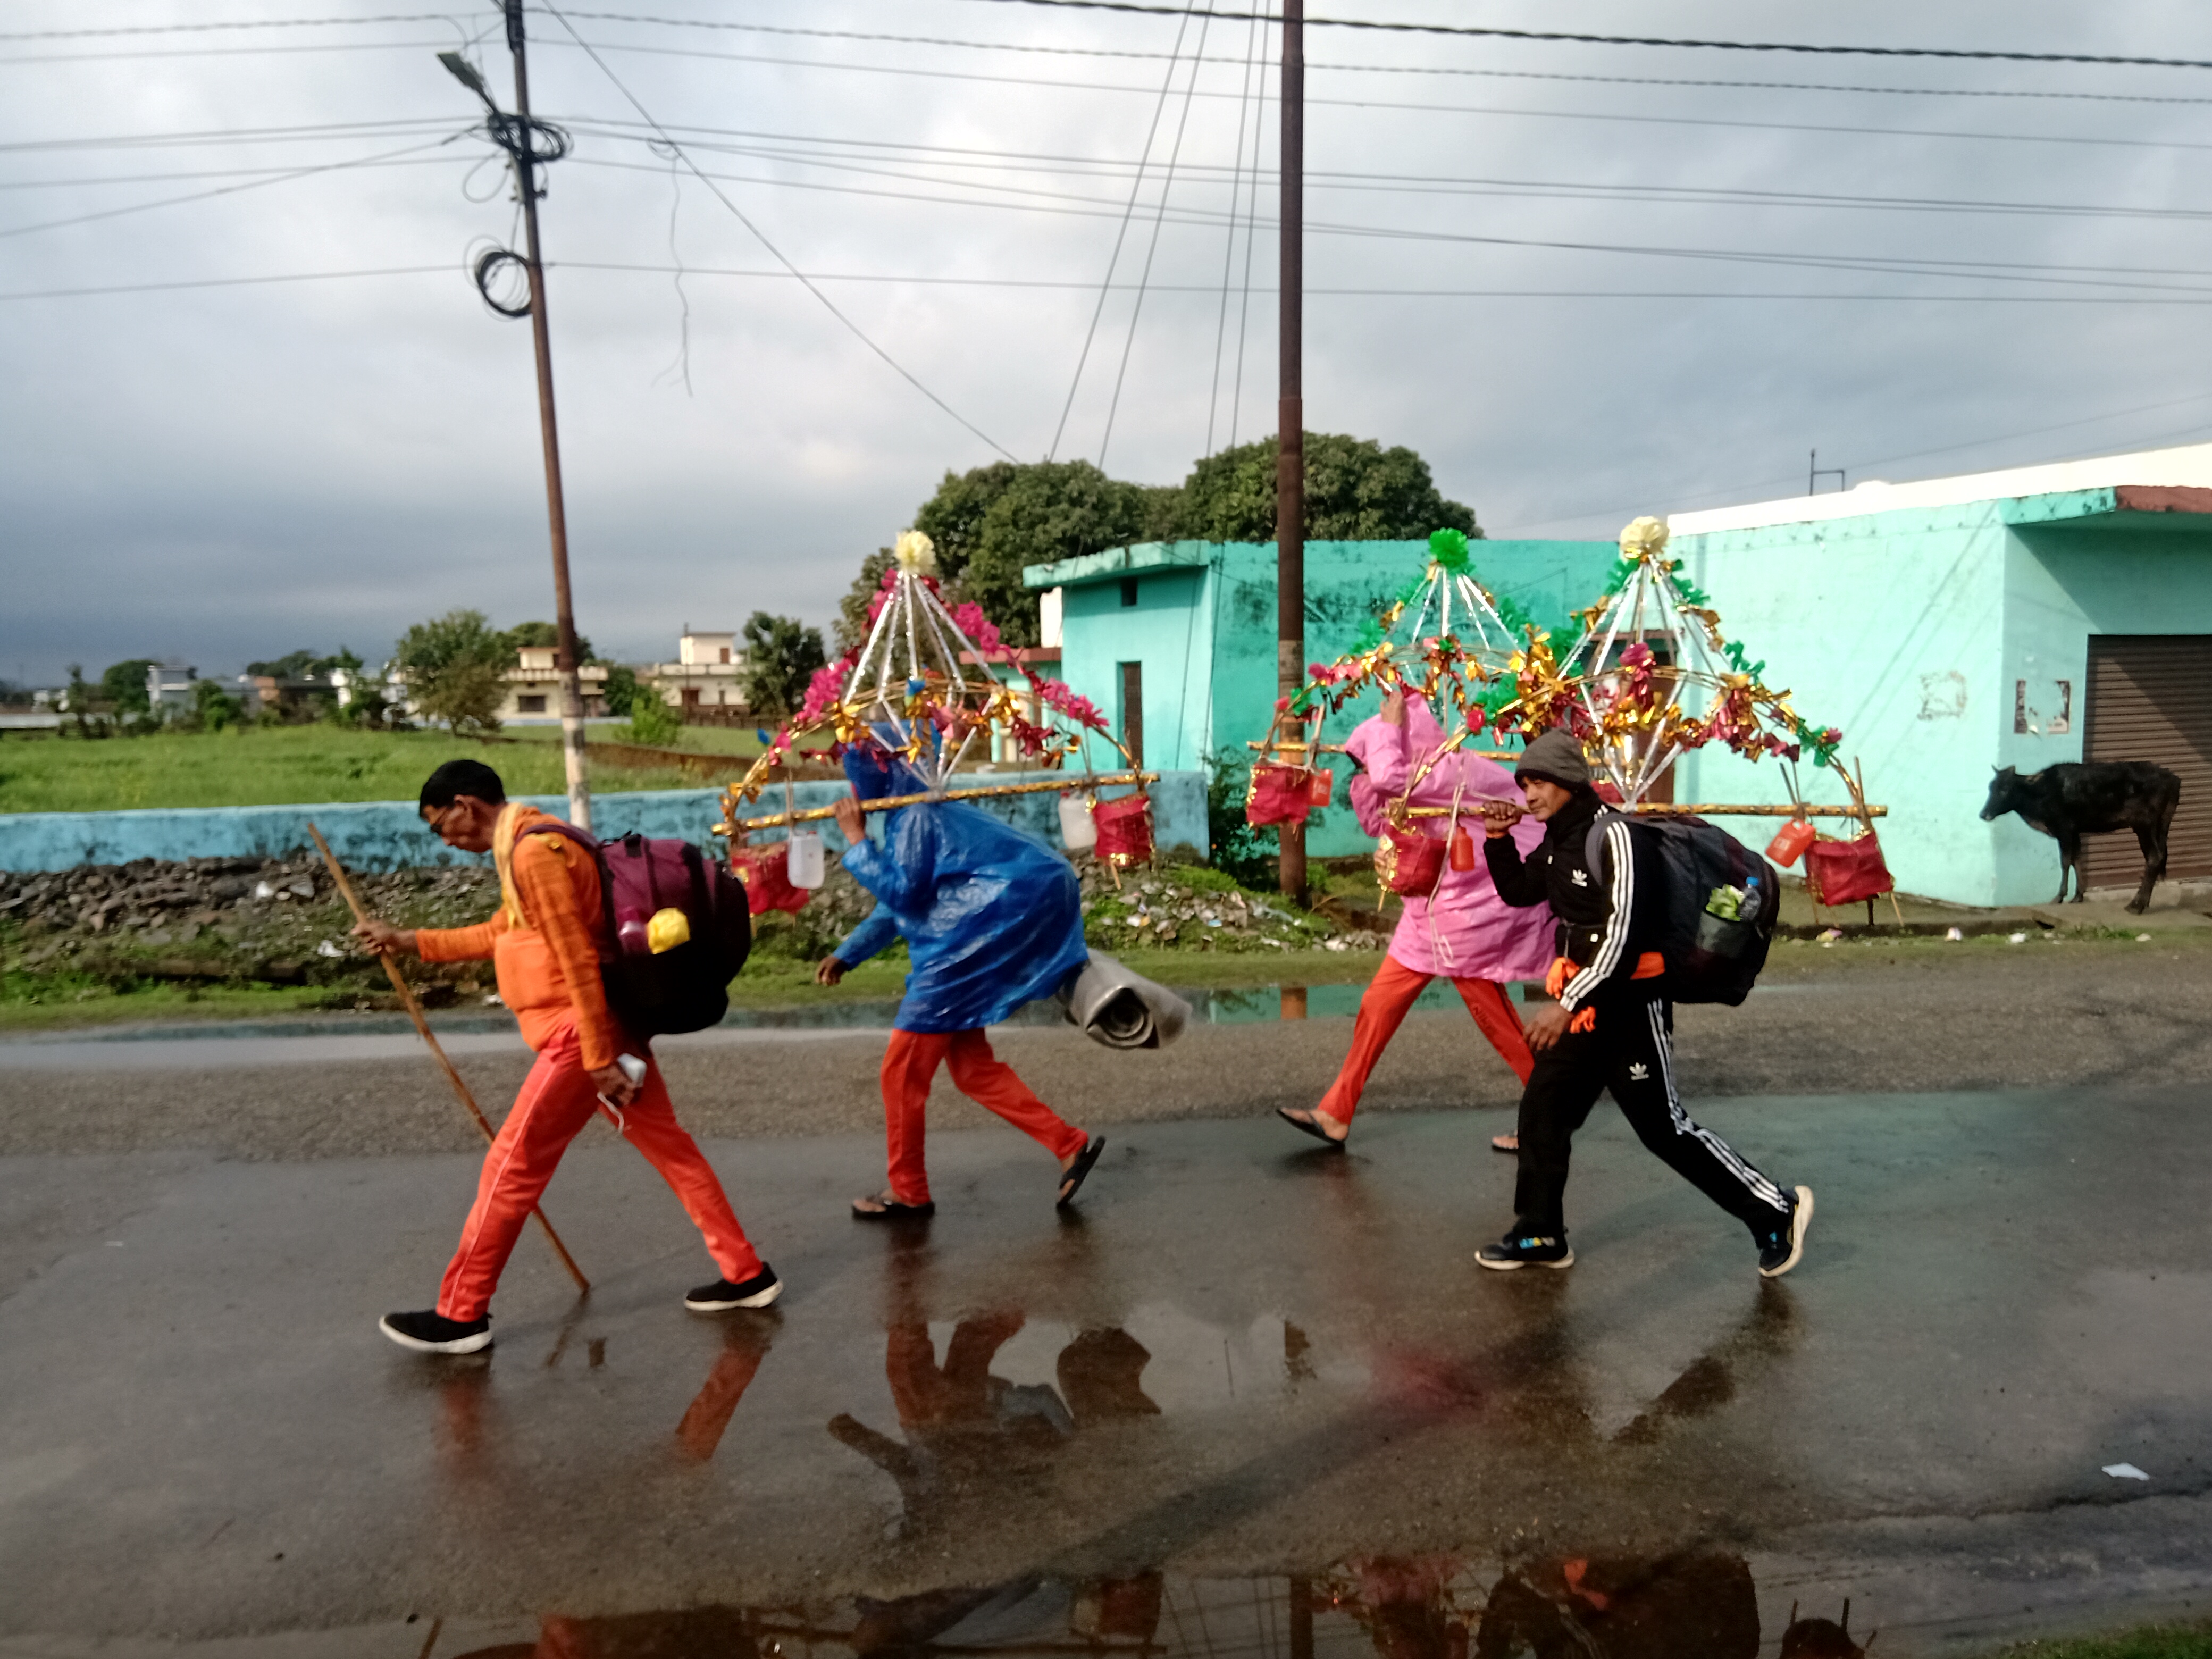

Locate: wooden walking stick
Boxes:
[307,823,590,1296]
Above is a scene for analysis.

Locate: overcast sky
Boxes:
[5,0,2212,684]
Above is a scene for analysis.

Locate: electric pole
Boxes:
[442,1,592,831]
[1275,0,1306,901]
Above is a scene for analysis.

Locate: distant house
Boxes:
[642,629,749,724]
[329,664,408,716]
[146,660,197,718]
[499,646,610,722]
[235,672,337,721]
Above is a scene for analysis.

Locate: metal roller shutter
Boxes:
[2081,636,2212,889]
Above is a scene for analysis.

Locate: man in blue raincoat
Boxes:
[818,738,1105,1218]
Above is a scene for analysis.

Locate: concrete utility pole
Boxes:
[1275,0,1306,901]
[442,1,591,831]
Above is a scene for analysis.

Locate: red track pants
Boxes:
[881,1029,1089,1206]
[437,1020,764,1321]
[1313,955,1536,1125]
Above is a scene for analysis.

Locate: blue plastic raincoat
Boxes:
[832,742,1091,1034]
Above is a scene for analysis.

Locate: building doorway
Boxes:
[2082,635,2212,886]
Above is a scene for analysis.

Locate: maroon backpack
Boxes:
[525,824,752,1036]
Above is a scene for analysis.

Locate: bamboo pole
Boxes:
[719,770,1159,834]
[1403,801,1886,818]
[306,823,590,1296]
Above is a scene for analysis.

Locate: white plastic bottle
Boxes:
[1058,792,1098,852]
[786,830,826,889]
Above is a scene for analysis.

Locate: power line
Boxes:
[14,261,2212,306]
[0,133,465,241]
[26,6,2212,78]
[0,15,463,40]
[546,148,2212,297]
[520,39,2212,156]
[1510,394,2212,535]
[21,18,2212,107]
[957,0,2212,71]
[1206,7,1263,456]
[1101,3,1218,468]
[564,126,2212,228]
[1050,0,1200,463]
[534,1,1016,460]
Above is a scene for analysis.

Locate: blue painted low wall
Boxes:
[0,771,1210,874]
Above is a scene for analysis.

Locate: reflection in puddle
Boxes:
[433,1560,1870,1659]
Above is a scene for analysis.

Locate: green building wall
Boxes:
[1032,538,1614,858]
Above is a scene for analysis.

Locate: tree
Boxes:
[191,678,241,732]
[99,659,156,714]
[244,649,322,681]
[394,608,515,735]
[1169,432,1479,543]
[620,689,684,747]
[600,663,641,717]
[741,613,827,719]
[504,619,595,663]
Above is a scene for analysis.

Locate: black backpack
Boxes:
[530,825,752,1036]
[1586,810,1778,1006]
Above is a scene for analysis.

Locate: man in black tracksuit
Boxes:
[1477,729,1813,1276]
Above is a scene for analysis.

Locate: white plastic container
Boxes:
[786,830,826,889]
[1058,792,1098,852]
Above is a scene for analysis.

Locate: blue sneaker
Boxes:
[1476,1229,1574,1271]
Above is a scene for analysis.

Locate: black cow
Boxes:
[1980,761,2181,913]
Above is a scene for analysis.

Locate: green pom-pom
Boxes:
[1352,619,1384,653]
[1428,527,1472,574]
[1602,558,1637,597]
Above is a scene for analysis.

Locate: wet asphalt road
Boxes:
[2,943,2210,1657]
[0,1097,2207,1657]
[0,939,2206,1160]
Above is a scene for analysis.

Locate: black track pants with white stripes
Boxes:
[1511,988,1793,1239]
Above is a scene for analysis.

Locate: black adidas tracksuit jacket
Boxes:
[1485,788,1792,1239]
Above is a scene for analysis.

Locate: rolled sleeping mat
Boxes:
[1058,951,1192,1050]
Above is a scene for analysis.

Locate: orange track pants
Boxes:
[881,1029,1088,1206]
[1314,955,1536,1124]
[437,1020,764,1321]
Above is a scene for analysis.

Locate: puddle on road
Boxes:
[208,1558,1871,1659]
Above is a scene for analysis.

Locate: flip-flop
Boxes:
[1490,1134,1519,1155]
[851,1193,936,1220]
[1277,1108,1348,1149]
[1057,1136,1107,1207]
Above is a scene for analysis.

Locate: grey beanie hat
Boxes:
[1515,728,1591,789]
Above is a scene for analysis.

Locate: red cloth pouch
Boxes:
[728,844,809,915]
[1246,763,1315,827]
[1374,820,1447,896]
[1805,832,1893,906]
[1092,792,1155,868]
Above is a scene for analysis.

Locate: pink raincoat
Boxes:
[1345,697,1555,982]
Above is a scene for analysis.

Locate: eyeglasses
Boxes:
[423,805,454,837]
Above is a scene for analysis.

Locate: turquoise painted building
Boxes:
[1669,446,2212,906]
[1034,445,2212,904]
[1024,538,1615,857]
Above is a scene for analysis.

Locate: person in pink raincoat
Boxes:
[1278,687,1555,1150]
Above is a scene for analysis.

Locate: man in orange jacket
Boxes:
[355,760,778,1355]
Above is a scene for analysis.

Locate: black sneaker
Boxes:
[684,1266,782,1311]
[1476,1229,1574,1271]
[380,1309,493,1354]
[1757,1186,1815,1278]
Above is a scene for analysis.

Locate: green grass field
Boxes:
[1990,1623,2212,1658]
[0,725,763,814]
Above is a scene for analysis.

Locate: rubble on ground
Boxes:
[0,843,1379,1003]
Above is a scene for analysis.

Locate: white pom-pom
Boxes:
[894,529,937,574]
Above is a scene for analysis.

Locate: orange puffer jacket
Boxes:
[417,806,619,1070]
